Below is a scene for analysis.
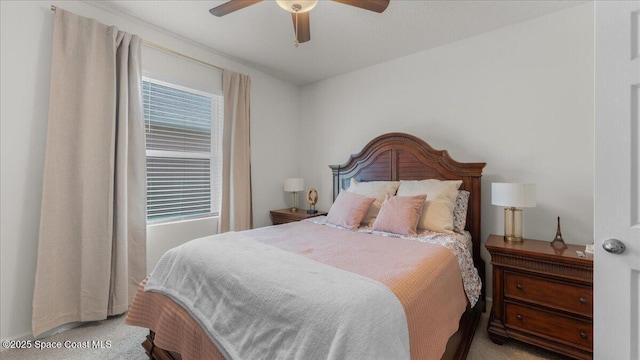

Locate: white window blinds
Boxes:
[143,78,223,222]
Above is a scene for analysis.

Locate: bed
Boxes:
[126,132,486,360]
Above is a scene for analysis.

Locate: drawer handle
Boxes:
[580,331,588,339]
[516,283,523,290]
[579,297,587,304]
[516,314,523,321]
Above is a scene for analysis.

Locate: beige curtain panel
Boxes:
[220,70,253,232]
[32,8,147,337]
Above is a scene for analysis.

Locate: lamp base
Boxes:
[503,207,524,242]
[503,234,524,242]
[289,192,299,212]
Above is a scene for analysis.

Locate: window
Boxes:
[143,78,223,223]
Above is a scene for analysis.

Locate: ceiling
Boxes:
[96,0,585,85]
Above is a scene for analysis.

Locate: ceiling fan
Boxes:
[209,0,390,47]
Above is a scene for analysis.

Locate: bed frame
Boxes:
[330,132,486,360]
[141,132,486,360]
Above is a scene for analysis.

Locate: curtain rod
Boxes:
[50,5,225,73]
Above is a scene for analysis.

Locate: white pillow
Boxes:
[396,179,462,234]
[346,179,400,225]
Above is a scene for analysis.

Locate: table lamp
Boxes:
[284,178,304,212]
[492,183,536,242]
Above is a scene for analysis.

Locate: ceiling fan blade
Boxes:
[291,12,311,44]
[209,0,262,17]
[331,0,389,13]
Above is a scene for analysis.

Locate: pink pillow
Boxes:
[372,194,428,236]
[326,191,375,229]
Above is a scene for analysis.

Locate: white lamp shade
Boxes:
[284,178,304,192]
[491,183,536,208]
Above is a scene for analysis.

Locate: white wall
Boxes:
[0,1,300,341]
[299,4,594,298]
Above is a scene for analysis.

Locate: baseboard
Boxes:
[36,321,82,339]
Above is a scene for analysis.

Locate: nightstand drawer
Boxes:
[270,215,297,225]
[270,209,327,225]
[505,303,592,350]
[505,271,592,317]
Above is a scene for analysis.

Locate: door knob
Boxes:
[602,238,625,254]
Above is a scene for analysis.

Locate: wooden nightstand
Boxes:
[486,234,593,360]
[270,208,327,225]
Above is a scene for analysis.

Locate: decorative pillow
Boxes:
[452,190,470,234]
[326,191,376,229]
[396,179,463,234]
[346,179,400,225]
[372,194,427,236]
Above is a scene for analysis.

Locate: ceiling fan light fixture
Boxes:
[209,0,390,46]
[275,0,318,13]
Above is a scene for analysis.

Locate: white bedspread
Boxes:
[145,231,410,360]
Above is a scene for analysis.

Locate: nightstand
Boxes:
[270,208,327,225]
[486,234,593,360]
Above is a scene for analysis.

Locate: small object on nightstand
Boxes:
[306,188,318,214]
[585,244,595,254]
[550,216,568,250]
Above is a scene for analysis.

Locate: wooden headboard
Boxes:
[329,132,486,302]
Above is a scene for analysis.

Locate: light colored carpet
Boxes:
[0,314,147,360]
[1,312,569,359]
